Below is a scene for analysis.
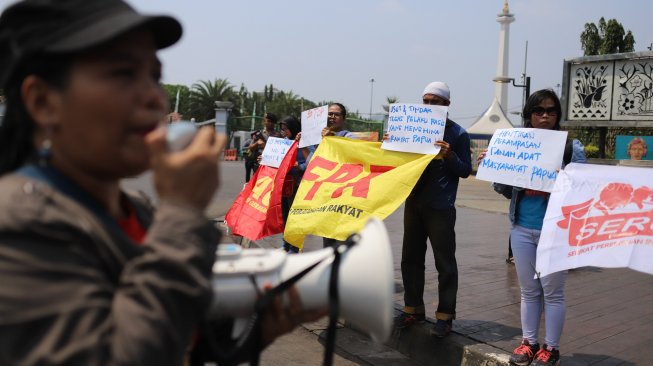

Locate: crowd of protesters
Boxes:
[0,1,592,365]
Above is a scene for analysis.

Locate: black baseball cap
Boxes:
[0,0,182,87]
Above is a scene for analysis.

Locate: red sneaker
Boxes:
[509,339,540,366]
[530,344,561,366]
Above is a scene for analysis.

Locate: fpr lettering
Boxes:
[302,156,394,200]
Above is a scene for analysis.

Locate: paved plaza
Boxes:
[127,161,653,365]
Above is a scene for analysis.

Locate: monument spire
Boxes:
[466,1,516,138]
[495,0,515,112]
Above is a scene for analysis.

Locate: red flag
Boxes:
[226,142,298,241]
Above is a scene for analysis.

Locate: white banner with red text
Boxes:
[537,163,653,277]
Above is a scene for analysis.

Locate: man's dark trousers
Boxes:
[401,198,458,320]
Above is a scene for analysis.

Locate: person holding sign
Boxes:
[394,81,471,338]
[478,89,586,366]
[245,112,281,182]
[322,102,356,139]
[278,115,312,253]
[302,102,360,248]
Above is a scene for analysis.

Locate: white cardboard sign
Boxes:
[381,103,447,154]
[476,128,568,192]
[299,105,328,148]
[260,137,294,168]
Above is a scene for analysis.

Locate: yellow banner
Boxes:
[285,137,434,249]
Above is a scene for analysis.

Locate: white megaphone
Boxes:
[210,218,394,343]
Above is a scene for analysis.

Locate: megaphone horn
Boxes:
[211,217,394,343]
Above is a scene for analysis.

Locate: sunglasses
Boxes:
[532,107,558,116]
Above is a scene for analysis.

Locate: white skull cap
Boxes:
[422,81,450,101]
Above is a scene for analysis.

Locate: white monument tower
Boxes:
[495,0,515,111]
[467,0,515,137]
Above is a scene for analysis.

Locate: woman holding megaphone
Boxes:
[0,1,323,365]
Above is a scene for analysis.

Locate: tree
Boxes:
[267,84,274,102]
[580,23,600,56]
[623,31,635,52]
[580,17,635,56]
[188,79,235,121]
[268,90,302,117]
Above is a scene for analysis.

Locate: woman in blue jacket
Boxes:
[479,89,586,366]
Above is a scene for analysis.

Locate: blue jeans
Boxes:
[401,199,457,320]
[511,225,567,348]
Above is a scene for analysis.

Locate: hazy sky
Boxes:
[3,1,652,128]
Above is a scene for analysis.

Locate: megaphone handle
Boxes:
[254,259,323,313]
[323,246,345,366]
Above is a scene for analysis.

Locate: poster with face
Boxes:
[615,135,652,161]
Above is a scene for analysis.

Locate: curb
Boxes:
[384,309,511,366]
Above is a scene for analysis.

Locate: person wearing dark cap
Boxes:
[393,81,472,338]
[0,1,321,365]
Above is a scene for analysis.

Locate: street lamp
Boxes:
[493,75,531,125]
[214,101,233,135]
[493,75,530,99]
[369,78,375,119]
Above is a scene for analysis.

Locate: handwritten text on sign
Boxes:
[299,105,328,148]
[260,137,294,168]
[476,128,567,192]
[381,103,447,154]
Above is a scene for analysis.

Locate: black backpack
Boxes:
[563,138,573,166]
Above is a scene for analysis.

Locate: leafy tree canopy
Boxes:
[188,78,236,121]
[161,81,377,132]
[580,17,635,56]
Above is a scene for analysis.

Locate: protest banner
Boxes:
[476,128,567,192]
[260,137,294,168]
[299,105,328,148]
[537,163,653,277]
[381,103,447,154]
[284,137,433,249]
[225,142,298,241]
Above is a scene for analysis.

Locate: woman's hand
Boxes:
[295,132,302,142]
[321,127,335,137]
[477,149,488,163]
[146,126,226,211]
[382,133,389,141]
